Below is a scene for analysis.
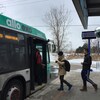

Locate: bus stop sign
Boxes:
[82,31,96,39]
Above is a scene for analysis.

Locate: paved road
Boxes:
[26,69,100,100]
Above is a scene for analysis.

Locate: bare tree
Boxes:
[43,6,72,52]
[0,4,5,14]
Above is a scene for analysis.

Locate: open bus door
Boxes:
[27,37,48,90]
[27,37,35,90]
[34,39,48,84]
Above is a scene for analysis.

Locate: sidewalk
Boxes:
[26,70,100,100]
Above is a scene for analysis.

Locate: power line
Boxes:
[69,24,100,26]
[0,0,29,4]
[1,0,50,7]
[31,24,100,27]
[0,0,10,3]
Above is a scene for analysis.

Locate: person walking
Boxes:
[80,48,98,92]
[55,51,72,91]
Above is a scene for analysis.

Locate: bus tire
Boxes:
[2,79,24,100]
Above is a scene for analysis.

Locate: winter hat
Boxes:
[58,51,63,56]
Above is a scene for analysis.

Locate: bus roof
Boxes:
[0,14,46,40]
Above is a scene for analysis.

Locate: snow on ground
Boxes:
[73,68,100,72]
[50,53,96,65]
[69,59,96,66]
[50,53,100,72]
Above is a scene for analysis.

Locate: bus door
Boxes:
[27,37,36,90]
[34,39,48,84]
[27,37,48,89]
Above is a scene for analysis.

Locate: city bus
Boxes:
[0,14,51,100]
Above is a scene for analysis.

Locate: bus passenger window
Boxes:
[0,33,3,38]
[0,43,8,73]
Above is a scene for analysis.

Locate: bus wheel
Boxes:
[2,79,24,100]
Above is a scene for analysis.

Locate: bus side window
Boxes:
[0,30,27,73]
[0,43,8,73]
[0,30,8,73]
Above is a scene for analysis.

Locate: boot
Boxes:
[93,84,98,91]
[80,86,87,91]
[68,85,72,91]
[58,84,64,91]
[57,88,64,91]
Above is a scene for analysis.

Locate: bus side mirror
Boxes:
[53,44,56,52]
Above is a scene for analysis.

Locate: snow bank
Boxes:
[73,67,100,72]
[50,53,100,71]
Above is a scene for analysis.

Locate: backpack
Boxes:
[63,60,70,72]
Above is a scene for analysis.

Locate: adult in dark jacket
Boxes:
[80,48,98,91]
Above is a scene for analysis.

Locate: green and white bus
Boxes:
[0,14,51,100]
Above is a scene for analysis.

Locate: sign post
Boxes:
[82,31,96,55]
[88,39,90,55]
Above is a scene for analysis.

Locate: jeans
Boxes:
[81,69,95,87]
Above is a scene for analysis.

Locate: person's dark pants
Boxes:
[36,64,42,85]
[59,75,72,89]
[81,70,95,87]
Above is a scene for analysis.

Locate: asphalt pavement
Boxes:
[26,69,100,100]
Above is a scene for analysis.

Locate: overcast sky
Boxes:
[0,0,100,50]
